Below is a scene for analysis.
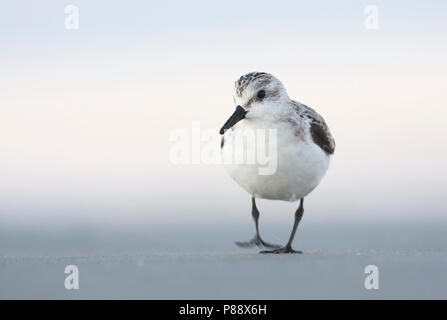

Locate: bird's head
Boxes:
[220,72,290,134]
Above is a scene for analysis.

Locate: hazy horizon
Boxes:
[1,0,446,226]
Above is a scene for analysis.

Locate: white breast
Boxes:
[221,118,331,202]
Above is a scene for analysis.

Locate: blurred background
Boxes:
[0,0,446,299]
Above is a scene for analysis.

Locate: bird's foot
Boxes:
[259,246,303,254]
[235,235,282,249]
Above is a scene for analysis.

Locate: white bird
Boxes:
[220,72,335,253]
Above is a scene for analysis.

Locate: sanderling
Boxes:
[220,72,335,254]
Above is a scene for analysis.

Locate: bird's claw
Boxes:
[235,236,282,249]
[259,246,303,254]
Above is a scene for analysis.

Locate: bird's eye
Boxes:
[257,90,266,99]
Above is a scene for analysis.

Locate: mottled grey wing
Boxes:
[299,102,335,155]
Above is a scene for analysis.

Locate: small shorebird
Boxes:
[220,72,335,253]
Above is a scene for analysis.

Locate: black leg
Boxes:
[260,198,304,254]
[235,197,281,249]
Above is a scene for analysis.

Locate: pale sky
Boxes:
[1,1,446,225]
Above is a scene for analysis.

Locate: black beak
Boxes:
[219,105,247,135]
